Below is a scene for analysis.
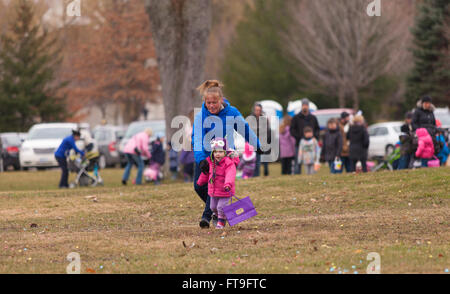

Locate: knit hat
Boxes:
[72,129,81,137]
[210,137,227,152]
[301,98,310,106]
[341,111,350,119]
[242,143,256,161]
[405,111,413,119]
[422,95,432,103]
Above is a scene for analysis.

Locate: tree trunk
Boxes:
[351,87,359,112]
[338,87,346,108]
[144,0,212,141]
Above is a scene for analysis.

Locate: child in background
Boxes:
[279,115,296,175]
[146,136,165,185]
[415,128,435,167]
[197,138,238,229]
[298,127,321,175]
[168,142,179,180]
[320,118,343,174]
[238,142,257,179]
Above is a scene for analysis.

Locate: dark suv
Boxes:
[93,125,126,168]
[0,133,22,171]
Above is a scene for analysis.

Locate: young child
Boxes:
[238,142,257,179]
[415,128,435,167]
[197,138,238,229]
[320,118,343,174]
[298,127,321,175]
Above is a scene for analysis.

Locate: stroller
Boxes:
[372,144,401,172]
[68,147,103,188]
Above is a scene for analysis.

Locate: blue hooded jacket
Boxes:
[437,134,449,164]
[192,100,260,163]
[54,135,85,158]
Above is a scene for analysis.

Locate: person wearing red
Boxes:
[415,128,435,167]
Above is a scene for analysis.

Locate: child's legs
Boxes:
[216,197,230,220]
[209,197,219,216]
[306,164,315,175]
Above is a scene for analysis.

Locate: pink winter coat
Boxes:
[123,131,151,158]
[415,128,434,159]
[197,156,238,198]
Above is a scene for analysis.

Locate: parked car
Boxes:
[20,123,77,170]
[93,125,126,168]
[313,108,355,129]
[367,122,403,159]
[0,133,22,171]
[435,107,450,129]
[119,120,166,167]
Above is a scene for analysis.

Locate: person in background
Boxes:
[149,136,166,185]
[398,112,415,170]
[122,128,152,186]
[168,142,179,180]
[415,128,435,167]
[249,102,271,177]
[298,127,321,175]
[180,149,195,182]
[347,115,370,173]
[238,142,257,179]
[339,112,352,173]
[412,95,436,135]
[279,114,296,175]
[290,98,320,174]
[54,129,85,189]
[320,118,343,174]
[436,124,449,166]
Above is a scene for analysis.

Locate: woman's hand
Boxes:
[199,160,209,175]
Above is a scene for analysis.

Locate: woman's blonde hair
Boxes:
[197,80,224,101]
[353,115,365,124]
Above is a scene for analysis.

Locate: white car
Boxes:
[368,122,403,158]
[20,123,77,169]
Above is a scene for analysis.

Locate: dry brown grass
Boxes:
[0,166,449,273]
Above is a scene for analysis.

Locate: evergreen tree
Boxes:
[406,0,449,108]
[0,0,67,132]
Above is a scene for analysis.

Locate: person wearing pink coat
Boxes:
[415,128,435,167]
[122,128,152,185]
[197,138,238,229]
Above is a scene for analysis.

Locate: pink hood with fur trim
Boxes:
[415,128,434,159]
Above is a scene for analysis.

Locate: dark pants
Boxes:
[398,154,413,170]
[294,145,301,174]
[122,153,144,185]
[280,157,294,175]
[340,156,352,173]
[351,159,368,172]
[255,153,269,177]
[55,156,69,188]
[194,161,212,221]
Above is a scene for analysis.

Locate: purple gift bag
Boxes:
[223,195,258,227]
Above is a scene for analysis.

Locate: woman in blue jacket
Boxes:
[192,80,261,228]
[54,129,85,188]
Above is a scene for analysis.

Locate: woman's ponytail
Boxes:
[197,80,224,100]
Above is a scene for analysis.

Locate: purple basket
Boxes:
[223,195,258,227]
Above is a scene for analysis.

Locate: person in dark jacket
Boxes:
[290,98,320,174]
[347,115,370,173]
[248,102,272,177]
[339,112,352,173]
[320,118,343,174]
[412,96,436,135]
[149,137,165,185]
[398,112,415,170]
[54,129,85,188]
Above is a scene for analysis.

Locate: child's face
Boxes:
[328,123,337,130]
[214,150,226,161]
[304,131,313,138]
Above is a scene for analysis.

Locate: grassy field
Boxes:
[0,165,449,274]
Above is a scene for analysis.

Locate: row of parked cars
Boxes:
[0,120,166,171]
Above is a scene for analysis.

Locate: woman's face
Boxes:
[205,94,223,115]
[423,102,431,110]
